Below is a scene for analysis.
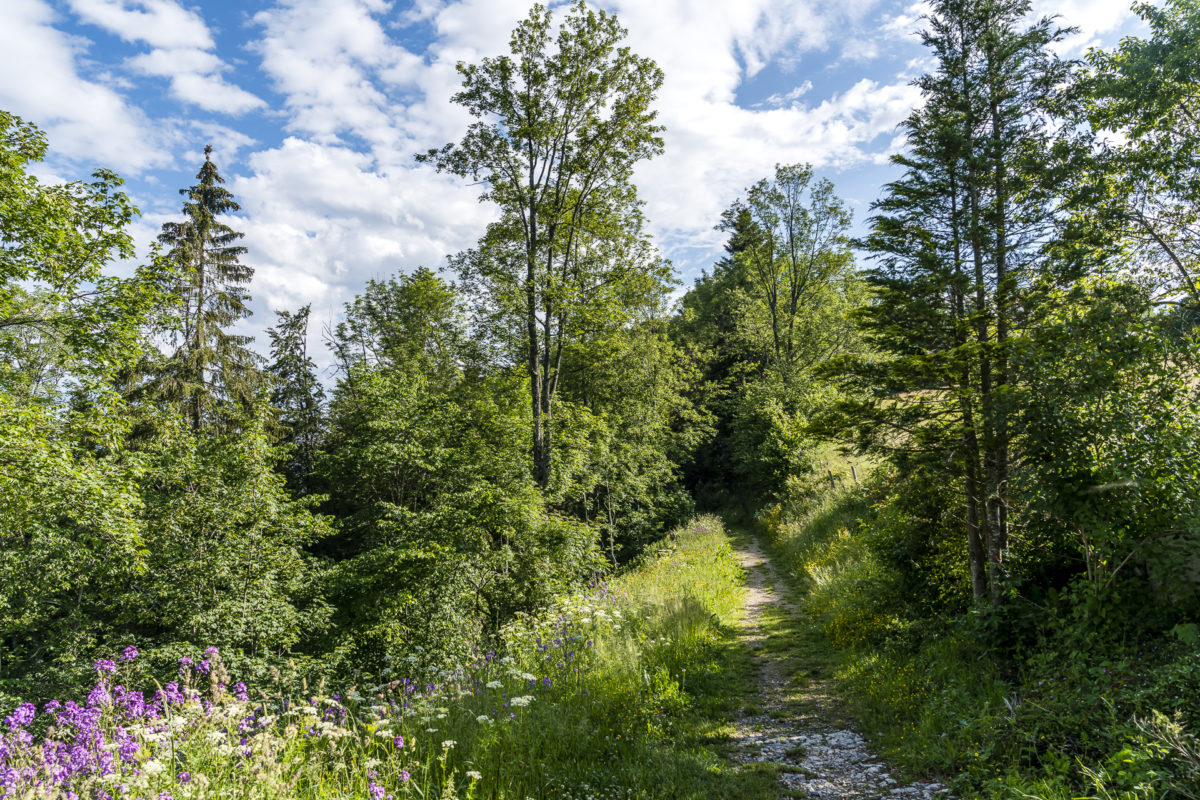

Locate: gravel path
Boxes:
[728,535,949,800]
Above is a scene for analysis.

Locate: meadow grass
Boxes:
[0,515,785,800]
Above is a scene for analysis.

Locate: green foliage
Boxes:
[129,407,332,672]
[1015,281,1200,615]
[319,271,602,672]
[0,111,166,397]
[0,117,327,700]
[0,392,145,700]
[722,163,857,376]
[421,0,667,486]
[268,304,324,495]
[672,165,863,505]
[1082,0,1200,306]
[556,324,698,559]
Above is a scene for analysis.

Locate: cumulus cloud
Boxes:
[0,0,169,172]
[229,137,496,366]
[252,0,425,146]
[67,0,264,114]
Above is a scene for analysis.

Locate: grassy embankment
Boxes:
[1,516,791,799]
[757,476,1200,799]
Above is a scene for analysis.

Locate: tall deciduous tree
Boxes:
[1083,0,1200,307]
[418,0,665,487]
[155,145,260,429]
[0,111,166,399]
[723,164,855,377]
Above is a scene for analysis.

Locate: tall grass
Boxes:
[758,481,1200,799]
[0,516,779,800]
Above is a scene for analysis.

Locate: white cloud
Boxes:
[67,0,264,114]
[239,0,922,297]
[230,137,496,368]
[762,80,815,108]
[67,0,213,49]
[1034,0,1143,54]
[0,0,169,172]
[881,0,930,40]
[252,0,425,146]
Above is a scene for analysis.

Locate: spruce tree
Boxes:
[821,0,1075,604]
[268,304,324,495]
[155,145,260,429]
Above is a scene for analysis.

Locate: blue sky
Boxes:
[0,0,1146,367]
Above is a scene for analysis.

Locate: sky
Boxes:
[0,0,1147,368]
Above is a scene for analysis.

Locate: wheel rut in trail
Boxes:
[728,534,949,800]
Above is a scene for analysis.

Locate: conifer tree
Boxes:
[822,0,1074,604]
[268,304,324,495]
[155,145,260,429]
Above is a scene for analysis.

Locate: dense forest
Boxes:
[2,0,1200,797]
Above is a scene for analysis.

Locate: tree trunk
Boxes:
[951,171,990,603]
[986,43,1011,606]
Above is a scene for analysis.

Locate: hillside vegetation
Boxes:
[4,0,1200,798]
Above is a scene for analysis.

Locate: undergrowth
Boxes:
[758,477,1200,800]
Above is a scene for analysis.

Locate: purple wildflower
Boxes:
[94,659,117,675]
[5,702,34,731]
[87,683,112,708]
[393,734,404,748]
[178,772,191,783]
[121,646,139,661]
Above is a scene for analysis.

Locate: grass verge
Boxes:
[756,481,1200,800]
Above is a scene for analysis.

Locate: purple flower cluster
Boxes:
[0,648,249,800]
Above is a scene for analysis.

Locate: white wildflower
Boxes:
[485,680,503,689]
[467,771,482,781]
[364,759,381,770]
[510,695,534,707]
[476,715,493,724]
[142,760,166,776]
[441,739,456,749]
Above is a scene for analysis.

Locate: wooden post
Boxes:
[850,465,858,482]
[828,469,837,490]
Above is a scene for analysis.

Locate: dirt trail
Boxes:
[728,535,948,800]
